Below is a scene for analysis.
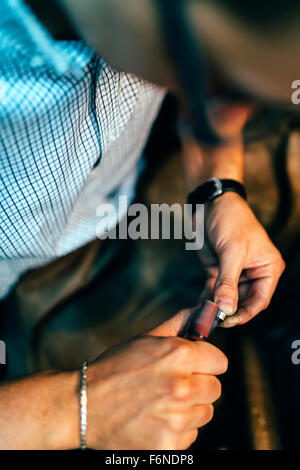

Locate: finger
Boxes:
[214,245,245,316]
[238,280,251,301]
[188,374,222,405]
[149,337,228,375]
[170,405,213,445]
[177,429,199,450]
[187,341,228,375]
[182,404,214,431]
[147,309,192,337]
[222,275,277,327]
[197,275,217,305]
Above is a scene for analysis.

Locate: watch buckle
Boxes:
[208,178,223,200]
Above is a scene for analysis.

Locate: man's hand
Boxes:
[182,103,285,326]
[85,309,228,450]
[0,310,227,450]
[200,192,285,327]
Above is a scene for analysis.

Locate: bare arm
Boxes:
[0,371,79,449]
[181,105,285,325]
[0,310,227,450]
[182,135,244,193]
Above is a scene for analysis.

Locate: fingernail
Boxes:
[215,297,235,315]
[221,316,240,328]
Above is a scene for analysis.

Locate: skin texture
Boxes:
[200,192,285,326]
[85,315,227,450]
[0,310,228,450]
[181,105,286,324]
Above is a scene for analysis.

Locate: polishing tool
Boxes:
[187,300,226,341]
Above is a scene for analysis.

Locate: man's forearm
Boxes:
[181,137,244,192]
[181,104,254,191]
[0,371,79,450]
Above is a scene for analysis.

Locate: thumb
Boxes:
[146,309,192,338]
[214,247,244,316]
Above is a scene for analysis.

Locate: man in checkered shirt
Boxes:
[0,0,292,449]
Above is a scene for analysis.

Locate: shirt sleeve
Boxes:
[3,0,89,77]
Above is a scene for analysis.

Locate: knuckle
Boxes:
[169,339,191,362]
[238,310,253,324]
[240,310,255,324]
[278,256,286,273]
[231,242,247,260]
[217,276,236,291]
[272,250,286,274]
[169,413,186,433]
[262,299,271,311]
[169,376,191,399]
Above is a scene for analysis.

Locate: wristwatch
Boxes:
[187,178,247,215]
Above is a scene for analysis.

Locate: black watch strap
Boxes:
[187,178,247,214]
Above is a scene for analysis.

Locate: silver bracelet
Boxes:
[80,360,88,450]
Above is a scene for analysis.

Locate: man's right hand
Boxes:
[0,310,227,450]
[85,309,228,450]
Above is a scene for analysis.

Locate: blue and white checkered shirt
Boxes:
[0,0,165,300]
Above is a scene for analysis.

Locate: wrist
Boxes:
[43,370,80,450]
[187,178,247,215]
[198,145,244,184]
[182,138,244,192]
[207,189,248,207]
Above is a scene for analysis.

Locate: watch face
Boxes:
[188,178,247,209]
[207,178,223,200]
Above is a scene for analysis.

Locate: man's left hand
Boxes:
[198,191,285,327]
